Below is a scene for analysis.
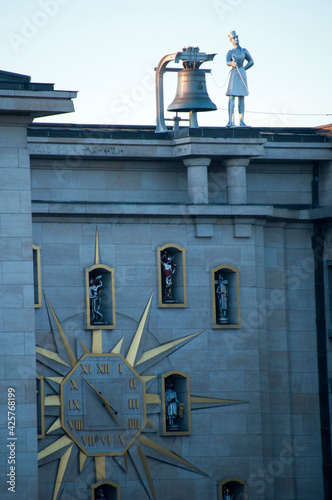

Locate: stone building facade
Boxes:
[0,71,331,500]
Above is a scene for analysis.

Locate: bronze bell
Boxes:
[167,68,217,113]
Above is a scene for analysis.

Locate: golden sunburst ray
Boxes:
[46,376,64,384]
[44,395,60,407]
[95,456,106,481]
[146,394,161,405]
[44,288,56,337]
[190,395,249,410]
[92,329,103,353]
[137,444,157,500]
[43,290,73,365]
[142,375,156,383]
[114,453,128,472]
[44,294,77,368]
[135,330,205,371]
[36,347,70,367]
[44,376,64,393]
[46,418,62,435]
[128,444,157,500]
[79,451,88,472]
[52,444,74,500]
[79,340,91,354]
[111,337,124,353]
[38,435,73,462]
[36,350,69,377]
[137,435,208,476]
[145,418,158,431]
[126,292,153,367]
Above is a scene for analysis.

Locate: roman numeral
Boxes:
[69,399,80,410]
[80,435,111,447]
[81,363,92,374]
[129,378,137,389]
[97,363,110,374]
[70,379,78,390]
[101,435,111,445]
[128,418,140,430]
[81,435,95,446]
[128,398,139,409]
[119,433,126,444]
[68,420,83,430]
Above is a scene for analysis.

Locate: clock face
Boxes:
[60,353,146,456]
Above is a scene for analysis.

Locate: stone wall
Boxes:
[33,216,323,500]
[0,119,38,500]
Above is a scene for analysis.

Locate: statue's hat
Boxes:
[228,30,238,40]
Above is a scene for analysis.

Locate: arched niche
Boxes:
[33,244,42,308]
[211,265,241,329]
[85,264,116,330]
[158,243,187,308]
[91,480,120,500]
[219,478,248,500]
[161,371,191,436]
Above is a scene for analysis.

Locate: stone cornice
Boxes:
[27,126,332,162]
[0,89,77,118]
[28,134,266,160]
[31,200,311,222]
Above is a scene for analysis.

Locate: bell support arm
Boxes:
[155,52,181,133]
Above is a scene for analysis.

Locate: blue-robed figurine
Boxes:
[226,30,254,127]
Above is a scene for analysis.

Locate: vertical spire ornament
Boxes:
[94,226,100,265]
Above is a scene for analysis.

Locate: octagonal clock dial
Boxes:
[61,353,146,456]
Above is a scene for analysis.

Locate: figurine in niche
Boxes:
[95,488,106,500]
[89,275,104,324]
[224,487,233,500]
[161,251,177,302]
[216,274,229,324]
[165,378,180,430]
[226,30,254,127]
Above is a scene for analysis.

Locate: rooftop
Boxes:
[27,123,332,143]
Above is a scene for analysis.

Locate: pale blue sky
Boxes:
[1,0,331,128]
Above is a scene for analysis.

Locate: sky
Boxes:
[1,0,331,129]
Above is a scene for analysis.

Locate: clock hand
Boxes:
[81,376,119,425]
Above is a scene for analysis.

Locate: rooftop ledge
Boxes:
[27,124,332,162]
[27,123,332,143]
[31,200,313,222]
[0,70,77,117]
